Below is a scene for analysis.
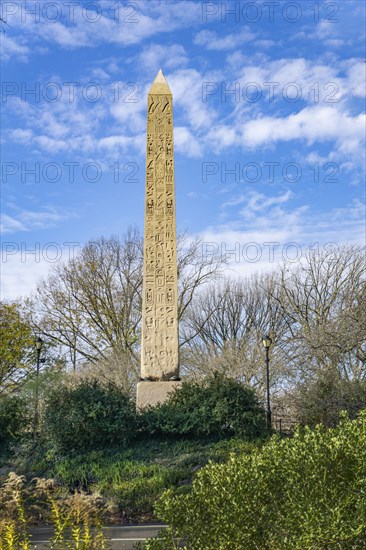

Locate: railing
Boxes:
[272,416,299,436]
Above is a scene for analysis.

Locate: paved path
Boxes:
[29,524,166,549]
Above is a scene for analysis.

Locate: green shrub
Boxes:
[139,373,267,440]
[144,410,366,549]
[44,380,136,454]
[0,395,25,452]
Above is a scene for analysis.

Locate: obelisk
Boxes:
[136,69,181,408]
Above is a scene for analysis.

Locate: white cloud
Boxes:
[234,57,345,103]
[6,91,107,155]
[241,106,365,152]
[200,57,365,160]
[169,68,220,130]
[254,40,276,49]
[97,133,145,154]
[1,243,80,301]
[174,127,202,158]
[34,135,69,153]
[193,28,255,50]
[4,1,203,54]
[225,57,366,107]
[1,206,75,234]
[10,128,33,143]
[313,20,350,48]
[346,60,366,98]
[0,251,53,301]
[136,43,188,72]
[206,125,238,152]
[218,192,365,247]
[202,98,364,159]
[110,90,146,133]
[0,35,30,62]
[199,198,365,278]
[224,190,293,212]
[0,215,27,233]
[91,67,110,81]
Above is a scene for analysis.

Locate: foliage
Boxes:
[0,301,34,395]
[0,395,25,453]
[14,438,259,523]
[139,373,268,439]
[50,438,258,521]
[143,411,366,549]
[294,369,366,428]
[0,472,108,549]
[44,380,136,454]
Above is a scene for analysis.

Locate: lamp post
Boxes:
[262,335,272,432]
[34,337,44,436]
[35,337,44,370]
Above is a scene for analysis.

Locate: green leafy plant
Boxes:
[0,396,25,453]
[38,438,259,522]
[0,301,34,396]
[139,373,267,440]
[44,380,137,454]
[143,410,366,549]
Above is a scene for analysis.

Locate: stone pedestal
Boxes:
[136,380,181,409]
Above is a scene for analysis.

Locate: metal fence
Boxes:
[272,416,299,436]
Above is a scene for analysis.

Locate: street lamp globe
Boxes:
[35,337,44,351]
[262,335,272,348]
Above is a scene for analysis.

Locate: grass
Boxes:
[6,437,261,524]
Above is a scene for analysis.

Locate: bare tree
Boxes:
[180,245,366,419]
[181,273,288,395]
[271,244,366,383]
[30,228,143,375]
[69,349,138,395]
[30,228,226,384]
[177,233,227,341]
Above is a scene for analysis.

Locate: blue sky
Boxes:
[1,0,365,300]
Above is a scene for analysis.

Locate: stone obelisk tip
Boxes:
[149,68,172,95]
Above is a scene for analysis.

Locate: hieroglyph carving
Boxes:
[141,70,179,380]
